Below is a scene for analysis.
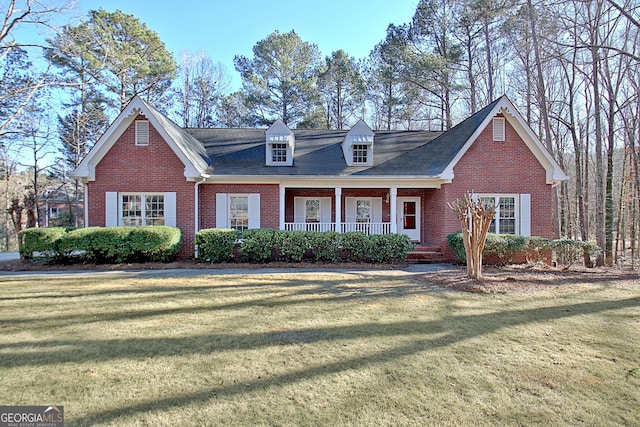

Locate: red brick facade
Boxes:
[424,116,555,258]
[87,115,196,257]
[85,111,557,261]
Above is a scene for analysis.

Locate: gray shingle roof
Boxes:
[182,97,502,177]
[138,98,212,172]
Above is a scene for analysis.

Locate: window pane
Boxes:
[356,199,371,223]
[403,202,416,229]
[498,197,516,234]
[305,199,320,223]
[271,143,287,162]
[229,196,249,232]
[122,195,142,226]
[352,144,368,163]
[145,195,165,225]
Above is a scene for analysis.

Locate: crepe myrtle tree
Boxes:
[448,192,496,279]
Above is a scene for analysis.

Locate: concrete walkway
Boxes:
[0,260,456,279]
[0,252,19,262]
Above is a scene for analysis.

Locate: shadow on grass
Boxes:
[58,295,639,425]
[1,271,638,425]
[0,275,443,332]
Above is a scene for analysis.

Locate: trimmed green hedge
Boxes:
[197,228,414,264]
[19,227,73,259]
[19,226,182,263]
[447,232,600,267]
[195,228,237,263]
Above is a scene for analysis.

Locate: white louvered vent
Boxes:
[493,117,505,142]
[135,120,149,146]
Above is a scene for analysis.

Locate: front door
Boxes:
[397,197,420,241]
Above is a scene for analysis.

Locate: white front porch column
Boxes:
[279,184,285,230]
[335,187,342,233]
[390,187,398,233]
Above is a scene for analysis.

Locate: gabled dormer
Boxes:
[265,119,295,166]
[343,120,374,167]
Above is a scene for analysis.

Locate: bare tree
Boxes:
[448,193,496,279]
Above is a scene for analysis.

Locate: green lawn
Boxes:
[0,269,638,426]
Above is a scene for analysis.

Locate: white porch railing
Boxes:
[284,222,391,235]
[341,222,391,235]
[284,222,336,232]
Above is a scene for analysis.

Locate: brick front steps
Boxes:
[407,244,448,263]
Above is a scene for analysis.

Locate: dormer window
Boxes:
[352,144,369,164]
[343,120,374,167]
[266,120,294,166]
[271,143,288,163]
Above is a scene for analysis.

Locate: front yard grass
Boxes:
[0,269,638,426]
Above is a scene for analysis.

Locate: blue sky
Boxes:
[73,0,419,90]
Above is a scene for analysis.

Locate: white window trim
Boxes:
[294,197,331,224]
[269,142,290,164]
[216,193,260,230]
[477,193,519,235]
[352,144,370,165]
[135,120,149,146]
[119,192,166,226]
[349,143,373,166]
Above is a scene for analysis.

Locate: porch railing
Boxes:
[284,222,391,235]
[341,222,391,235]
[284,222,336,232]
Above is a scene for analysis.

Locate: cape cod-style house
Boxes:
[71,95,568,260]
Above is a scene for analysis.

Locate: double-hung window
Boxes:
[479,195,517,234]
[216,193,260,234]
[120,193,165,226]
[229,195,249,233]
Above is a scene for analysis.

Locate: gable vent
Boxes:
[135,120,149,146]
[493,117,505,141]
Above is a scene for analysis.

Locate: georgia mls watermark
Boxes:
[0,406,64,427]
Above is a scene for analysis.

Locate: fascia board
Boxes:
[70,96,204,181]
[441,97,569,185]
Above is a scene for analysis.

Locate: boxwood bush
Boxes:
[447,232,600,267]
[240,228,280,262]
[20,226,182,263]
[195,228,237,263]
[277,231,309,262]
[340,232,373,262]
[19,227,73,259]
[197,229,413,264]
[370,234,415,263]
[308,231,341,262]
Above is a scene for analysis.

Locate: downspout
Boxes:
[194,177,205,258]
[83,181,89,227]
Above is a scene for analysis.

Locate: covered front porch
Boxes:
[279,186,431,242]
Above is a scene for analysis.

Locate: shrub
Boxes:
[19,227,71,259]
[448,232,556,266]
[196,228,237,263]
[447,232,466,263]
[307,231,341,262]
[526,236,552,265]
[60,226,182,263]
[484,234,529,265]
[370,234,414,263]
[340,232,373,262]
[277,231,309,262]
[549,239,600,269]
[240,228,279,262]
